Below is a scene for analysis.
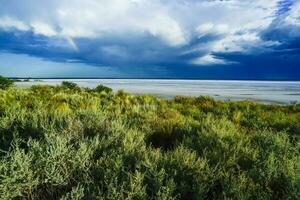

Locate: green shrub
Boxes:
[61,81,80,90]
[0,75,14,89]
[94,84,113,93]
[145,109,186,149]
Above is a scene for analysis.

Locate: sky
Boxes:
[0,0,299,79]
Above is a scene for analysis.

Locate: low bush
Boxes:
[61,81,80,90]
[94,84,113,93]
[0,75,14,89]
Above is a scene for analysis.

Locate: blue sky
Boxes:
[0,0,299,79]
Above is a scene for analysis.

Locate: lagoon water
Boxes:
[16,79,300,104]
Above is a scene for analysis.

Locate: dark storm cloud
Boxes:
[0,0,299,79]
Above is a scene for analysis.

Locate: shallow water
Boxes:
[16,79,300,104]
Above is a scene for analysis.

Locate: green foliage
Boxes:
[0,84,299,199]
[94,84,113,93]
[0,75,14,89]
[61,81,80,90]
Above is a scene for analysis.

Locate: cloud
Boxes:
[261,0,300,52]
[0,0,188,47]
[196,23,229,37]
[191,54,231,65]
[285,0,300,25]
[30,21,57,37]
[0,16,30,31]
[143,13,187,46]
[0,0,299,77]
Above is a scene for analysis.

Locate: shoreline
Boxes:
[15,80,300,104]
[15,84,296,105]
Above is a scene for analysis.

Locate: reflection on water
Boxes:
[16,79,300,104]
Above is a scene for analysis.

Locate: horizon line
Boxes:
[6,77,300,81]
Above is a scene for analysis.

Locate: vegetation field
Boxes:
[0,78,299,199]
